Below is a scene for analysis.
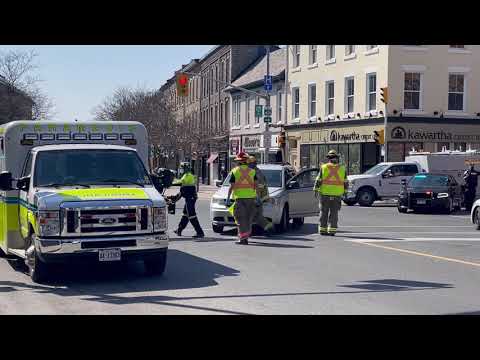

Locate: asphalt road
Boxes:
[1,198,480,315]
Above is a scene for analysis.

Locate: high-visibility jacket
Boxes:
[253,167,269,202]
[315,163,346,196]
[173,172,197,198]
[231,165,256,199]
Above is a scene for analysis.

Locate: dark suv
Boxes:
[397,173,463,214]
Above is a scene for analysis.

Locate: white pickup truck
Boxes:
[343,162,422,206]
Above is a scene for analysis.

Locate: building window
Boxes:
[345,77,354,114]
[366,45,378,50]
[450,45,465,49]
[215,104,218,132]
[246,97,250,125]
[225,58,230,83]
[215,65,219,92]
[225,99,229,129]
[292,87,300,119]
[277,90,283,123]
[326,45,335,61]
[232,99,238,127]
[366,73,377,111]
[448,73,465,111]
[309,45,317,64]
[308,84,316,118]
[325,81,334,116]
[255,97,260,123]
[293,45,301,67]
[404,72,422,110]
[345,45,355,56]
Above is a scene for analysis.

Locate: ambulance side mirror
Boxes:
[0,171,13,191]
[17,176,30,191]
[151,174,164,194]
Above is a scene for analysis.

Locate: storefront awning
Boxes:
[207,153,219,164]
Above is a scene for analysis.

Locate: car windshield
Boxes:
[222,168,283,188]
[364,164,390,175]
[34,149,151,187]
[409,174,449,187]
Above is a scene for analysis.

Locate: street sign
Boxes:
[264,75,272,91]
[264,117,272,123]
[264,106,272,116]
[255,105,263,117]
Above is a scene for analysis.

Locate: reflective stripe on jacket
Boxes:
[232,165,256,199]
[315,163,346,196]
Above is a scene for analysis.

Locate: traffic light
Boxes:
[373,129,385,145]
[176,73,189,97]
[380,87,388,104]
[278,131,286,147]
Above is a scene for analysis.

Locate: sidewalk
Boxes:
[163,184,219,199]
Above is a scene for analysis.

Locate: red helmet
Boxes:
[234,151,249,162]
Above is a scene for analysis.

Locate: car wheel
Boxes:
[274,206,289,233]
[397,206,408,213]
[292,217,304,228]
[212,224,224,233]
[357,189,375,207]
[343,199,357,206]
[474,208,480,230]
[26,235,50,284]
[144,251,167,276]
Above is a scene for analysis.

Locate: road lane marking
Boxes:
[342,232,480,235]
[347,238,480,243]
[352,241,480,268]
[342,225,471,228]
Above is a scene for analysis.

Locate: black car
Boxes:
[397,173,463,214]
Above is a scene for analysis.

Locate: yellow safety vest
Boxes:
[231,165,256,199]
[173,172,196,187]
[315,163,346,196]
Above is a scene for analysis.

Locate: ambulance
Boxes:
[0,120,169,283]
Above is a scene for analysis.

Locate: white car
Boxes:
[210,164,320,233]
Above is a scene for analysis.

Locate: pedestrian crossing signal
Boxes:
[373,129,385,145]
[176,73,189,97]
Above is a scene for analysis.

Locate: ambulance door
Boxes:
[18,152,33,240]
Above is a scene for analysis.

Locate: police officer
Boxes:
[463,164,479,211]
[172,163,205,238]
[314,150,348,236]
[226,152,257,245]
[248,155,273,235]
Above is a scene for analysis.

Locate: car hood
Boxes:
[347,174,376,181]
[32,186,165,211]
[407,186,449,193]
[213,186,283,199]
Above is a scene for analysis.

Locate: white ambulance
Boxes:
[0,120,169,283]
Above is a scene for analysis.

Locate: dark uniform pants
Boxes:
[319,195,342,233]
[177,197,204,235]
[465,188,476,211]
[233,198,257,239]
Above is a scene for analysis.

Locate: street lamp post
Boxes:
[264,46,271,164]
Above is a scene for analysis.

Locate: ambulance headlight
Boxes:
[152,207,167,231]
[37,211,60,236]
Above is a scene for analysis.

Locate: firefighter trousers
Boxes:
[233,198,257,240]
[177,197,205,235]
[319,195,342,234]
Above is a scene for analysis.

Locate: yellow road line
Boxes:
[357,242,480,268]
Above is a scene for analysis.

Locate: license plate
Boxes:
[416,199,427,205]
[99,248,121,262]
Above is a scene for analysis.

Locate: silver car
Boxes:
[210,164,320,233]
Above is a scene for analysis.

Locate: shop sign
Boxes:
[301,127,381,144]
[243,135,261,151]
[388,124,480,143]
[230,137,241,156]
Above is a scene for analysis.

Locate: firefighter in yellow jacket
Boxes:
[226,152,257,245]
[172,163,205,238]
[314,150,348,236]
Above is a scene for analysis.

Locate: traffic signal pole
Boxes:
[264,45,271,164]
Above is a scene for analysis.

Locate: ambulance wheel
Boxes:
[474,208,480,230]
[27,235,50,284]
[144,251,167,276]
[212,224,224,233]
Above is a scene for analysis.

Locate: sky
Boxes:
[0,45,213,121]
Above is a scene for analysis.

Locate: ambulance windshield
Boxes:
[34,149,151,187]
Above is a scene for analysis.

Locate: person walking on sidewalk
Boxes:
[248,155,273,235]
[226,152,257,245]
[314,150,348,236]
[172,163,205,238]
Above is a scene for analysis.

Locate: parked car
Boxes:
[344,162,422,207]
[210,164,320,233]
[397,173,463,214]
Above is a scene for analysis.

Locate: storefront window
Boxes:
[310,145,319,168]
[437,142,450,152]
[387,143,405,162]
[454,142,467,151]
[300,145,310,168]
[349,144,361,175]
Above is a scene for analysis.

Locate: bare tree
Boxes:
[0,49,56,123]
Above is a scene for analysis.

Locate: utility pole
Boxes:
[283,45,289,164]
[264,45,271,164]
